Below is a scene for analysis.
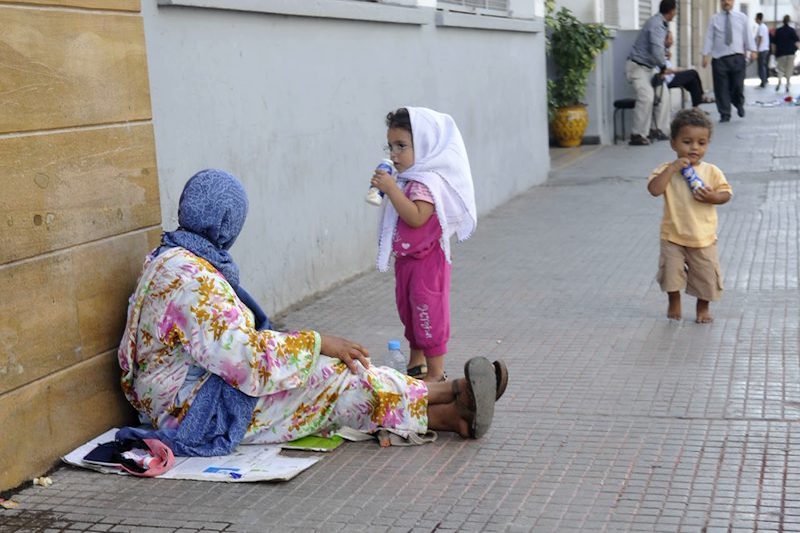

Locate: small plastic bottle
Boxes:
[681,164,705,192]
[366,159,397,206]
[383,339,406,373]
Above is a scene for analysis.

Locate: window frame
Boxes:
[157,0,431,25]
[157,0,542,33]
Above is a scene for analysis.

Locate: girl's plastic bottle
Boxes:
[365,159,397,206]
[681,164,705,191]
[383,340,406,373]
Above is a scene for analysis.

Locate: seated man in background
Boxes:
[663,30,714,109]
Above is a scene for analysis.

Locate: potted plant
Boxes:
[546,4,610,147]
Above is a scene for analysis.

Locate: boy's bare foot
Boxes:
[667,291,681,320]
[696,299,713,323]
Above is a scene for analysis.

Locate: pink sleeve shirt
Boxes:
[406,180,434,204]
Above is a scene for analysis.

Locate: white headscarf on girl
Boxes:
[376,107,477,272]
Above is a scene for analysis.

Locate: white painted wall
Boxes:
[750,0,800,24]
[617,1,640,29]
[550,0,617,143]
[558,0,597,21]
[141,1,549,316]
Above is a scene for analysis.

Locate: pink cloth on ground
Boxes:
[120,439,175,478]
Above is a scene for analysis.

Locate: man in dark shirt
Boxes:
[771,15,800,93]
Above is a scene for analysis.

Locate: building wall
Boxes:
[0,0,160,491]
[549,0,617,144]
[143,0,550,317]
[584,37,617,144]
[0,0,548,491]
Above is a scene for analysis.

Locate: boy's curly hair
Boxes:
[670,108,713,140]
[386,108,412,133]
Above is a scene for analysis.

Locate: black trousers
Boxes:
[757,50,769,85]
[711,54,746,118]
[668,69,705,107]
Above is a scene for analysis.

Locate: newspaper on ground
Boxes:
[62,428,320,482]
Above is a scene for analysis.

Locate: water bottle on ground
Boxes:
[365,159,397,206]
[383,339,406,373]
[681,164,705,192]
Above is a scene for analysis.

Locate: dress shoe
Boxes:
[720,115,730,123]
[736,106,745,118]
[649,129,669,141]
[629,134,651,146]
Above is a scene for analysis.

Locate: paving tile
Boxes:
[5,83,800,533]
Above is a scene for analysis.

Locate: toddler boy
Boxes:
[647,109,732,323]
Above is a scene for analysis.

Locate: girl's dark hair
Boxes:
[670,108,713,139]
[386,108,412,133]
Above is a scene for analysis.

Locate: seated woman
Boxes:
[118,168,507,453]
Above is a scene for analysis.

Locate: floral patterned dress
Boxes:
[118,247,428,444]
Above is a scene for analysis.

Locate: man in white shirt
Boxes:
[755,13,771,87]
[702,0,757,122]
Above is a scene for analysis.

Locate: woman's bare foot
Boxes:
[696,299,713,323]
[429,360,497,439]
[667,291,681,320]
[427,379,472,438]
[427,402,470,437]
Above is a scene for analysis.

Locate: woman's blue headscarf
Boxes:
[157,169,269,329]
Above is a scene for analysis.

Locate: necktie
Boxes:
[725,11,732,46]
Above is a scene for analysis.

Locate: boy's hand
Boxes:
[672,157,691,172]
[692,186,714,203]
[371,169,396,194]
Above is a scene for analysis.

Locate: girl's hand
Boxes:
[370,169,396,194]
[320,334,370,373]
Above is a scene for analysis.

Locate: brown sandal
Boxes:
[493,360,508,401]
[462,357,496,438]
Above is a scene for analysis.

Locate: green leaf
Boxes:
[545,7,610,116]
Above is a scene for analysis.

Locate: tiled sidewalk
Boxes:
[2,83,799,532]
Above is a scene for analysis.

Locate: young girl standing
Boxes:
[370,107,477,383]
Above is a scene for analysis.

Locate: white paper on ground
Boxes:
[335,426,374,441]
[62,428,320,482]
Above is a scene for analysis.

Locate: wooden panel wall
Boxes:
[0,0,161,491]
[0,1,138,10]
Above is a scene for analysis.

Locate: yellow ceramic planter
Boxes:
[551,105,588,148]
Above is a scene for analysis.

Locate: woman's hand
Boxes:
[320,334,370,374]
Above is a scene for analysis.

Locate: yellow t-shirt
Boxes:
[648,161,733,248]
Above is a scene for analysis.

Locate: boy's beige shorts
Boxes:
[657,240,723,301]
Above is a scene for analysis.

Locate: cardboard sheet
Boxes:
[62,428,320,482]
